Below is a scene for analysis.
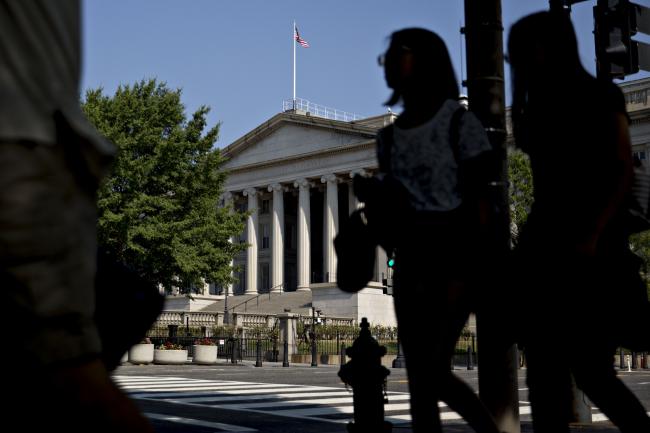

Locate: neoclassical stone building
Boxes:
[186,104,398,326]
[622,78,650,160]
[221,109,394,296]
[164,78,650,326]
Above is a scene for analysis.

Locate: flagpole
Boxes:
[293,20,296,110]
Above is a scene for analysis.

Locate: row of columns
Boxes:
[230,172,367,295]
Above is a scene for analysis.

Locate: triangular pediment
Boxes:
[222,112,379,171]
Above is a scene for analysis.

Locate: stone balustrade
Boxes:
[151,311,353,331]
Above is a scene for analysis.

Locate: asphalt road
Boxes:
[114,361,650,433]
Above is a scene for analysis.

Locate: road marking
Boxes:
[120,383,288,391]
[268,402,412,417]
[209,394,412,410]
[145,413,257,432]
[122,375,622,427]
[167,390,353,403]
[130,386,342,398]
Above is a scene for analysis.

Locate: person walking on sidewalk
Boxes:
[507,11,650,433]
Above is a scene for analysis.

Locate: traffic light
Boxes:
[594,0,640,79]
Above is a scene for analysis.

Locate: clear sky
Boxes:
[81,0,650,148]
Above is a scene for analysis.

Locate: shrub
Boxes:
[157,341,184,350]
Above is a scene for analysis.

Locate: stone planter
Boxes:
[120,352,129,364]
[128,343,154,364]
[192,345,218,364]
[154,349,188,364]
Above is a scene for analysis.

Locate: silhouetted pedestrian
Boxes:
[0,2,154,432]
[369,27,498,433]
[508,11,650,433]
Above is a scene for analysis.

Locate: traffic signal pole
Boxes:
[463,2,520,433]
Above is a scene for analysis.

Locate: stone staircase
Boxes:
[199,291,313,316]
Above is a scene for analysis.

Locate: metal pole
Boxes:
[293,20,296,108]
[255,337,263,367]
[464,1,520,432]
[467,346,474,370]
[283,339,290,367]
[311,310,318,367]
[620,347,625,369]
[392,335,406,368]
[224,285,229,325]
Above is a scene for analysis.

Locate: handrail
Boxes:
[229,285,284,312]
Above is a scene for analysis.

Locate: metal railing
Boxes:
[282,98,363,122]
[228,285,283,313]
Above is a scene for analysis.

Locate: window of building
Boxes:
[261,263,270,292]
[235,269,245,294]
[261,223,270,249]
[285,222,297,250]
[261,199,270,214]
[633,151,647,163]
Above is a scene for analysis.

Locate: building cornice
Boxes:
[222,112,378,160]
[225,138,376,176]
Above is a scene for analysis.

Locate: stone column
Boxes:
[321,174,339,283]
[294,179,311,291]
[278,313,299,363]
[223,192,235,297]
[243,188,259,295]
[348,169,366,215]
[268,183,285,293]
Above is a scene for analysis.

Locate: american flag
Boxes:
[294,26,310,48]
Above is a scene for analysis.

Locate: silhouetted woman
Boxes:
[508,11,650,433]
[374,28,498,433]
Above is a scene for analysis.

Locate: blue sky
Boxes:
[82,0,650,148]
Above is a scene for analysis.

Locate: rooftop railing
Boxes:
[283,98,363,122]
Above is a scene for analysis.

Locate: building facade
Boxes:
[166,78,650,325]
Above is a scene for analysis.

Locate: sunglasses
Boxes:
[377,45,412,67]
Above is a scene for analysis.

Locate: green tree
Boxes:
[508,147,534,243]
[629,231,650,297]
[82,79,246,293]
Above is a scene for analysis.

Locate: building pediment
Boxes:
[222,112,378,172]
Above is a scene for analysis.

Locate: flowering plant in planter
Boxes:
[140,337,152,344]
[194,338,216,346]
[157,341,184,350]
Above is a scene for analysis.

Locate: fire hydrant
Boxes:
[338,317,392,433]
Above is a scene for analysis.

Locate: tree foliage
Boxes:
[629,231,650,297]
[82,79,246,293]
[508,147,534,242]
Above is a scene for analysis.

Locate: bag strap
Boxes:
[449,106,466,163]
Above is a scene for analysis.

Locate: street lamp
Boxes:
[224,284,230,325]
[311,308,321,367]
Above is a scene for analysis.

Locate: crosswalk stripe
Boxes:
[267,402,412,417]
[120,383,288,391]
[208,394,412,410]
[145,413,257,432]
[123,375,621,427]
[165,390,354,403]
[131,386,343,398]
